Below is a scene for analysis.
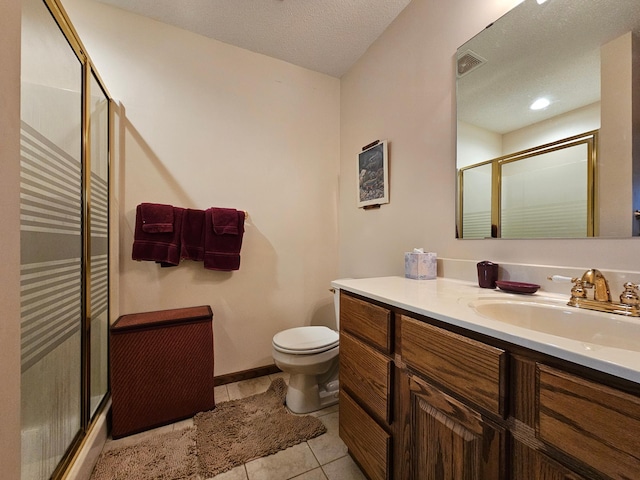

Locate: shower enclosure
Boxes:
[20,0,111,478]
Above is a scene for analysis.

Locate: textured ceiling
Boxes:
[457,0,640,134]
[95,0,412,78]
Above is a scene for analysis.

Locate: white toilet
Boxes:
[271,288,341,413]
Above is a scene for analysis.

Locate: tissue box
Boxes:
[405,252,437,280]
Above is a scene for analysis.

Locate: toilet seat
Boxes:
[272,326,339,355]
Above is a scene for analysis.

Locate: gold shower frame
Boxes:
[457,130,598,239]
[40,1,113,478]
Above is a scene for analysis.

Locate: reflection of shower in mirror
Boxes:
[456,0,640,238]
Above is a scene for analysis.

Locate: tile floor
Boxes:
[100,372,366,480]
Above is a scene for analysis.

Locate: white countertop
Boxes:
[331,276,640,384]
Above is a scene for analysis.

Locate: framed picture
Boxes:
[357,140,389,208]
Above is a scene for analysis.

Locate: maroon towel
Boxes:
[140,203,174,233]
[132,205,184,266]
[211,208,240,235]
[181,208,206,261]
[204,208,245,271]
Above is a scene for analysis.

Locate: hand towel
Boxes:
[211,207,240,235]
[132,205,184,266]
[140,203,174,233]
[181,208,206,261]
[204,208,245,271]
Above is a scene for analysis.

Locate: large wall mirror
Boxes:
[456,0,640,239]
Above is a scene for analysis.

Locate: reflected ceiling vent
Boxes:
[457,50,486,77]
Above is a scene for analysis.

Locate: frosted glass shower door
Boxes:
[501,144,589,238]
[20,0,83,478]
[460,163,493,239]
[89,73,110,417]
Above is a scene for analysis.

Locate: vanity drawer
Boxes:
[339,390,391,480]
[340,331,392,424]
[340,292,392,354]
[401,315,507,417]
[537,364,640,480]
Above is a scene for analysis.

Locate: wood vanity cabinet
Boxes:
[405,374,506,479]
[511,440,587,480]
[338,291,640,480]
[400,315,508,479]
[536,365,640,479]
[339,292,394,480]
[512,355,640,480]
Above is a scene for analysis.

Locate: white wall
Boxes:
[339,0,640,279]
[63,0,341,376]
[600,32,635,237]
[456,120,502,168]
[0,0,22,477]
[502,102,600,154]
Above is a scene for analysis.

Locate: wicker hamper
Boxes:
[110,305,215,438]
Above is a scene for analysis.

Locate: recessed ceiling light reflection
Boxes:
[537,0,548,4]
[530,98,550,110]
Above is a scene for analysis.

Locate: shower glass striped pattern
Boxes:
[89,73,110,419]
[20,0,111,478]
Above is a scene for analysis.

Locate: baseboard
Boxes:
[214,364,282,386]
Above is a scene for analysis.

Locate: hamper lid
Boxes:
[111,305,212,332]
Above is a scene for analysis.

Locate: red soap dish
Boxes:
[495,280,540,294]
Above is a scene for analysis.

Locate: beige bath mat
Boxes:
[194,377,327,477]
[90,427,198,480]
[90,378,326,479]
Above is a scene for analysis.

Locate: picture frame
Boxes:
[357,140,389,208]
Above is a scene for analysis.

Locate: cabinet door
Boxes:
[512,440,586,480]
[409,375,506,480]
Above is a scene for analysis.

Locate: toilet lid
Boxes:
[272,326,339,354]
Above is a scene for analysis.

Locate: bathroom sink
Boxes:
[469,298,640,352]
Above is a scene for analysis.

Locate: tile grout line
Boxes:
[301,440,324,480]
